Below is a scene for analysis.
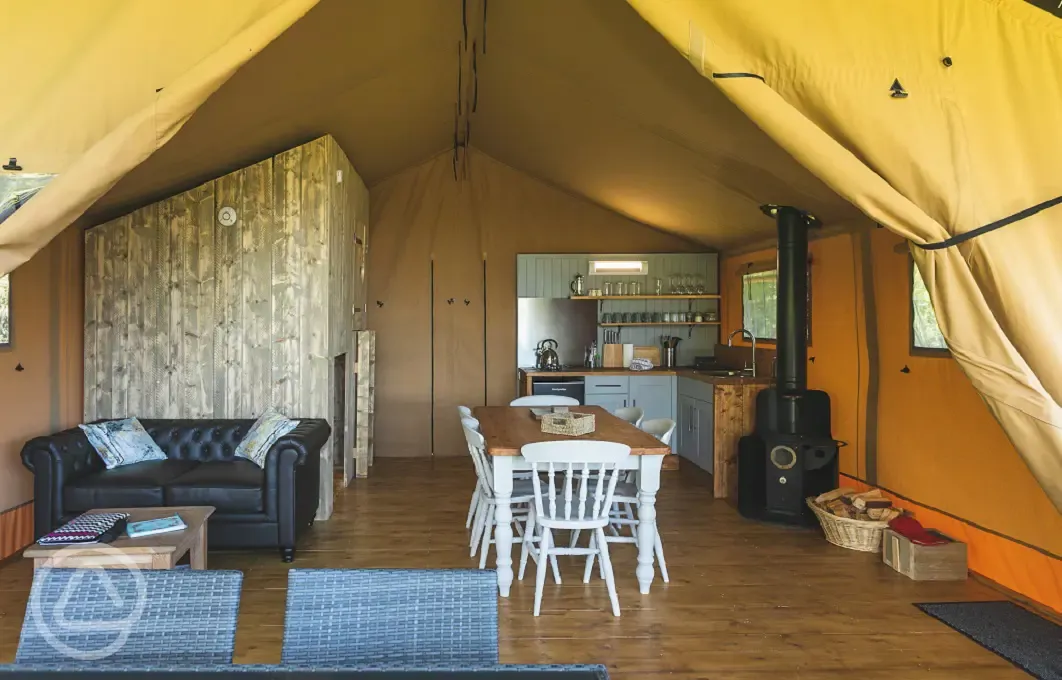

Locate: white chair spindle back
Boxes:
[462,424,494,495]
[521,441,629,529]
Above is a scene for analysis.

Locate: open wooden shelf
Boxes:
[572,294,721,300]
[599,321,721,327]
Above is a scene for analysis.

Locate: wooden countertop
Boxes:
[517,367,772,385]
[473,406,671,456]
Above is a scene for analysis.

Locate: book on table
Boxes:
[37,512,130,545]
[126,514,187,538]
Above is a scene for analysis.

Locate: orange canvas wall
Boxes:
[0,225,83,559]
[869,227,1062,558]
[721,226,1062,611]
[721,232,864,477]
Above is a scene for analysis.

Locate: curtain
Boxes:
[627,0,1062,511]
[0,0,319,276]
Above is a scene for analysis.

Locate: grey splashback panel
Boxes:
[516,253,719,365]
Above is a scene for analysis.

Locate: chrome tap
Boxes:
[727,328,756,377]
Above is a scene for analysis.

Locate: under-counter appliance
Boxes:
[517,298,598,369]
[531,376,586,404]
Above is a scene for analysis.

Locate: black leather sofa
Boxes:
[21,418,330,561]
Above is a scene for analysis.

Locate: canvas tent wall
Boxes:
[0,0,1059,606]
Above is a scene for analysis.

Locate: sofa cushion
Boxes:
[63,460,199,512]
[79,418,166,469]
[164,460,265,514]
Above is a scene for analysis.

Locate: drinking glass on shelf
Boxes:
[683,274,694,294]
[654,277,663,295]
[616,281,627,296]
[603,282,612,296]
[668,275,679,294]
[631,281,641,296]
[694,275,706,295]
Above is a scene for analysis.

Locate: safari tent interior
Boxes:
[1,0,1061,676]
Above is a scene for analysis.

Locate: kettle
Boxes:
[535,339,561,371]
[570,274,586,297]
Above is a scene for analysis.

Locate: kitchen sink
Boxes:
[691,369,753,377]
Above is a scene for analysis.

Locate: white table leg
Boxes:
[636,455,663,595]
[493,456,515,597]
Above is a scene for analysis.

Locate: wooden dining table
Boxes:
[472,405,670,598]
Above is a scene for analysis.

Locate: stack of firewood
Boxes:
[813,487,904,522]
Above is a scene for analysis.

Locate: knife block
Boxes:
[602,344,624,368]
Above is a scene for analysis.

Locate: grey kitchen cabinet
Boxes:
[585,393,628,412]
[629,375,674,423]
[676,390,714,473]
[694,398,715,473]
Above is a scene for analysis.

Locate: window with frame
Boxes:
[0,273,9,347]
[741,269,778,340]
[910,258,946,353]
[740,264,811,343]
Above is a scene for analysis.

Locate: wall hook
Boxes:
[464,299,471,306]
[3,158,21,171]
[809,356,816,363]
[14,363,24,372]
[375,301,384,308]
[447,298,455,305]
[900,365,911,374]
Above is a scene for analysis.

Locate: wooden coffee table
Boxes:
[24,506,214,570]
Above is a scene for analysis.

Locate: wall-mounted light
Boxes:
[589,260,648,276]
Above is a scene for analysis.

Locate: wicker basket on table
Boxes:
[806,497,890,553]
[540,412,595,436]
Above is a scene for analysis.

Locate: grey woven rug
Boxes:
[916,601,1062,679]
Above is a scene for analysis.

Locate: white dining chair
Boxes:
[641,418,677,444]
[460,409,482,529]
[599,417,676,583]
[463,425,560,581]
[613,407,644,428]
[518,440,630,617]
[509,395,580,407]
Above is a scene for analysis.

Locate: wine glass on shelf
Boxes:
[694,275,706,295]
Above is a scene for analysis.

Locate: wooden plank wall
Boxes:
[83,136,366,515]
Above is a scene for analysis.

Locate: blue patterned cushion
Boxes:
[79,418,167,469]
[235,408,299,468]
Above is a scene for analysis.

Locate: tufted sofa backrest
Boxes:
[139,419,256,462]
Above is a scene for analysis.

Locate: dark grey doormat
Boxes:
[916,601,1062,679]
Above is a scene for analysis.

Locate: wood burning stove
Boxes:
[737,205,839,525]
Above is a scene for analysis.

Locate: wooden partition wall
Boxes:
[83,135,370,518]
[368,149,705,459]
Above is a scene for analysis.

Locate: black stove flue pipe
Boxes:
[762,205,818,435]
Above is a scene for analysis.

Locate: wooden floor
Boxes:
[0,458,1026,678]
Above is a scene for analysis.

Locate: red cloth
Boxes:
[887,515,950,546]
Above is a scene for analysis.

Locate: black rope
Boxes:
[713,72,765,82]
[461,0,468,49]
[916,194,1062,250]
[472,47,479,113]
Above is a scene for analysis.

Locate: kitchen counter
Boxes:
[517,366,770,499]
[518,367,772,386]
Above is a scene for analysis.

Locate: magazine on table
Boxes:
[126,514,187,538]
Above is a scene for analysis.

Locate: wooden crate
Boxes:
[882,528,968,581]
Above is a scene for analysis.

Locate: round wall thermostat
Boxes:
[218,206,237,226]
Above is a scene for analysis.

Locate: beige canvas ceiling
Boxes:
[0,0,864,277]
[2,0,1060,511]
